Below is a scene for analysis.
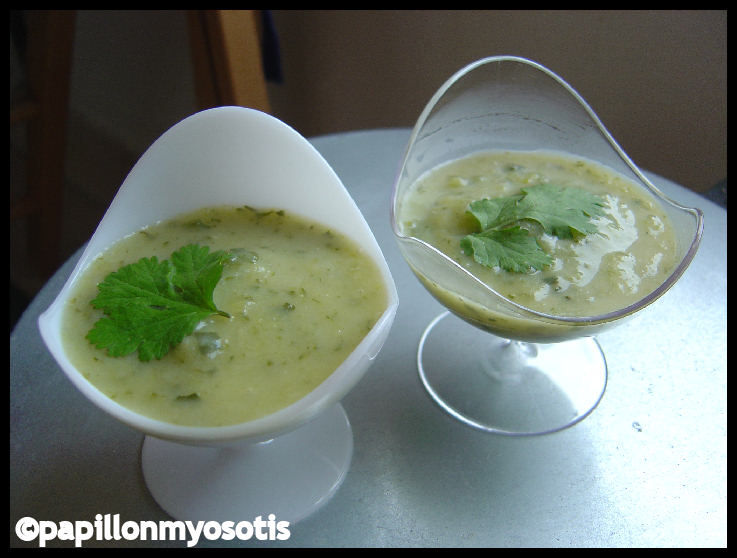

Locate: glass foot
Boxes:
[141,403,353,524]
[418,312,607,436]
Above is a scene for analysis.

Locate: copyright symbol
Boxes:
[15,516,39,542]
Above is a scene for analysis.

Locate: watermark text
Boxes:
[15,513,290,547]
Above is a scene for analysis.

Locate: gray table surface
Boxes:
[10,128,727,548]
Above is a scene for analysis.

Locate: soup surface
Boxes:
[396,150,677,329]
[62,206,388,426]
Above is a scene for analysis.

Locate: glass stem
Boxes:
[482,339,539,383]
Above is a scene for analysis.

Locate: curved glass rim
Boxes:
[391,55,704,326]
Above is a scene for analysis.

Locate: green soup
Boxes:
[396,150,678,338]
[62,206,388,427]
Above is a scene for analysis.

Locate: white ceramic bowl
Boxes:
[38,106,399,446]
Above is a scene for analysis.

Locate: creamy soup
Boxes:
[62,206,388,426]
[396,150,678,338]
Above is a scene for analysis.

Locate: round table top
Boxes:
[11,128,727,547]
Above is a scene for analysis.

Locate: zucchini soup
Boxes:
[62,205,389,427]
[396,150,678,334]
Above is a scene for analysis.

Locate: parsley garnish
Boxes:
[86,244,231,361]
[460,184,605,273]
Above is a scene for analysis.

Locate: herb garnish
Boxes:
[460,184,605,273]
[86,244,231,361]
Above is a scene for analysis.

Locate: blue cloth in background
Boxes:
[261,10,283,84]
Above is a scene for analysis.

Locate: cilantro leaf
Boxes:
[461,227,553,273]
[86,244,231,361]
[170,244,231,315]
[461,184,605,273]
[466,195,523,231]
[512,184,605,238]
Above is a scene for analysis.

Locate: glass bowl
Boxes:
[391,56,702,435]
